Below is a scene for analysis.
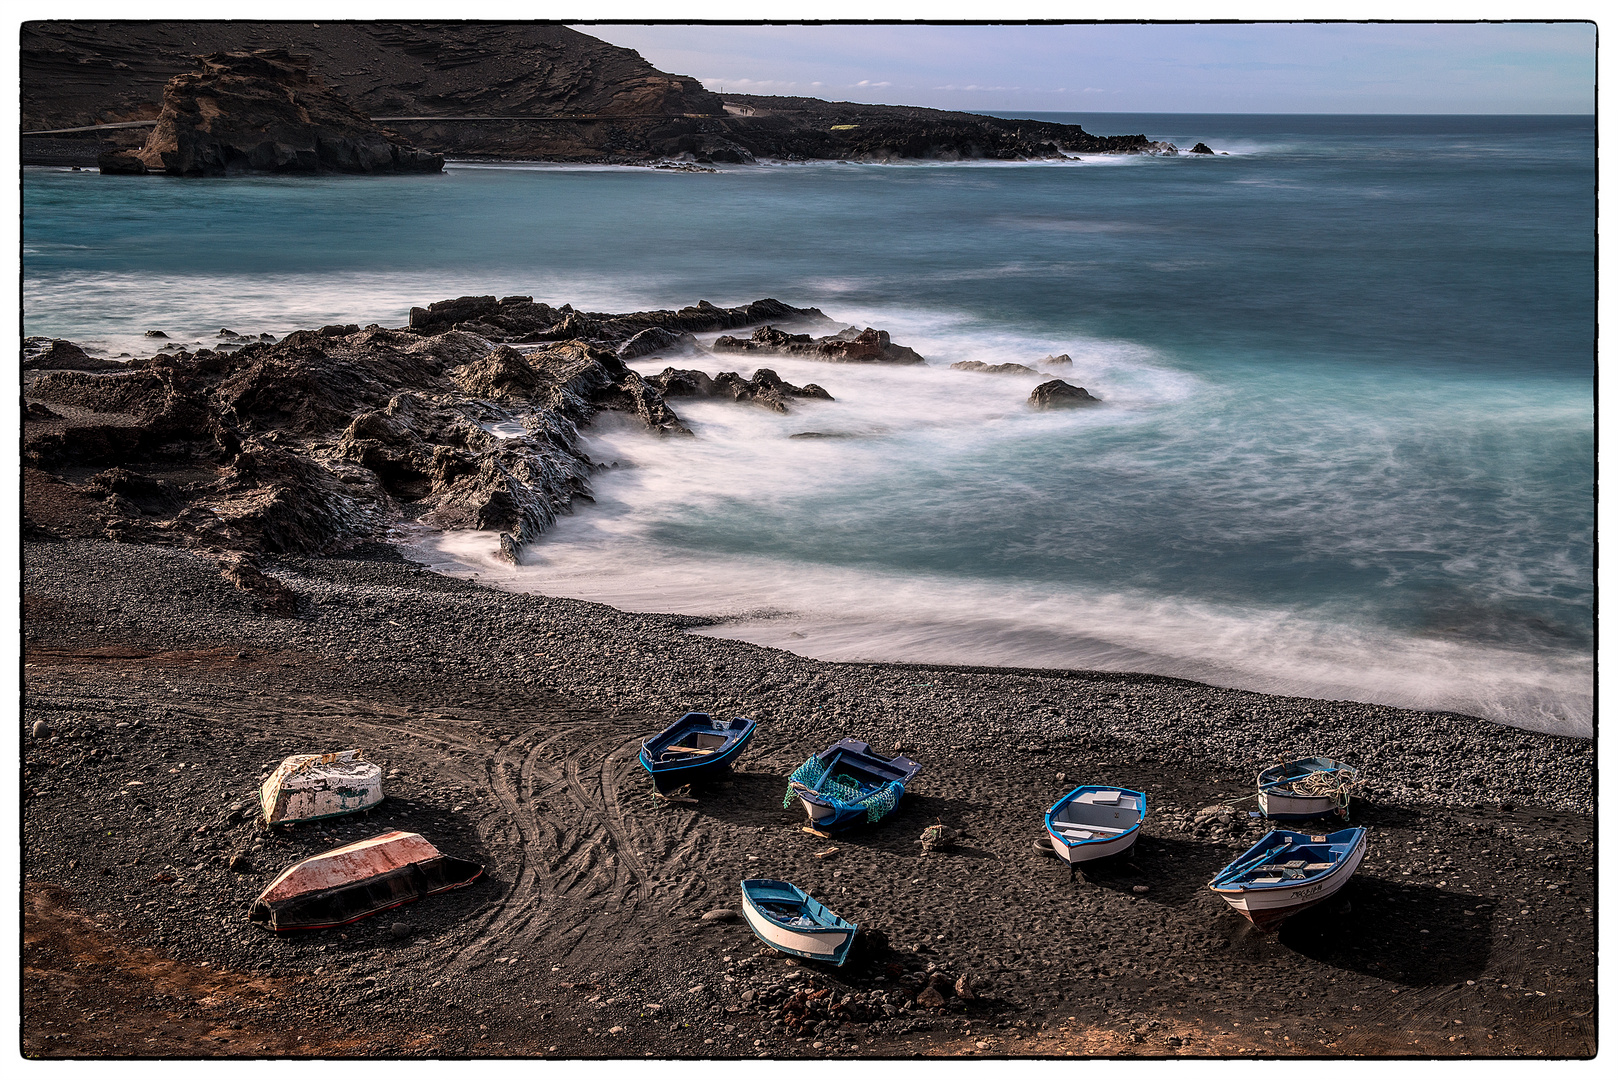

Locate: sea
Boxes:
[22,113,1595,736]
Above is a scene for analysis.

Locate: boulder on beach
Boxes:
[117,49,443,177]
[1028,379,1101,409]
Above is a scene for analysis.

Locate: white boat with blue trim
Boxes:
[1257,757,1359,820]
[1044,785,1146,864]
[740,879,858,965]
[1209,827,1368,930]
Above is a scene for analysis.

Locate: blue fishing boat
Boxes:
[740,879,858,965]
[1044,785,1147,865]
[783,738,920,832]
[1257,757,1359,819]
[638,712,756,793]
[1209,827,1368,930]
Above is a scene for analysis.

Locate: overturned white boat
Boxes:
[259,749,383,826]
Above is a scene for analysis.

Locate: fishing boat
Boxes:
[638,712,757,793]
[740,878,858,965]
[1208,827,1368,930]
[1257,757,1359,819]
[248,830,483,932]
[783,738,920,832]
[259,749,384,826]
[1044,785,1147,864]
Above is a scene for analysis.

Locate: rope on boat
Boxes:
[1256,759,1361,815]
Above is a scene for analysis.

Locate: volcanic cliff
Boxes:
[23,21,1168,166]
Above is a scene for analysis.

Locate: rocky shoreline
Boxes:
[22,538,1595,1058]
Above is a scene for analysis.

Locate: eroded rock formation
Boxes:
[22,297,841,563]
[712,325,926,365]
[102,49,442,176]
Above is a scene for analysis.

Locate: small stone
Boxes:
[702,908,740,922]
[916,985,945,1008]
[391,922,411,939]
[609,1026,624,1035]
[1132,885,1150,894]
[955,974,976,1000]
[228,852,252,872]
[31,721,50,739]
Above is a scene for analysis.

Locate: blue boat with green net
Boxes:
[783,738,920,833]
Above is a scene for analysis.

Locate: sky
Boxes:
[580,22,1596,115]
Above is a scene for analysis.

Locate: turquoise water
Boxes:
[23,114,1594,733]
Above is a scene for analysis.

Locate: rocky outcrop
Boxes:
[406,295,833,347]
[646,367,832,414]
[1028,380,1101,409]
[618,326,702,360]
[1042,353,1073,367]
[712,325,925,365]
[21,297,847,561]
[1190,142,1215,155]
[950,361,1045,377]
[23,337,125,371]
[113,49,442,176]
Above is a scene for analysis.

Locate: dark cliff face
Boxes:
[21,21,724,130]
[23,22,1164,165]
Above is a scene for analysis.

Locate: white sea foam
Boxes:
[403,313,1590,738]
[414,528,1591,738]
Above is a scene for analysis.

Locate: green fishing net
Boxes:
[782,755,903,822]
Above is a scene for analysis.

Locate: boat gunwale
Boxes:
[1209,828,1367,895]
[638,714,756,776]
[1044,784,1147,851]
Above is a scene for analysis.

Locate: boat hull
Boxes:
[1212,830,1367,931]
[1257,789,1340,820]
[259,750,384,826]
[638,715,756,793]
[1046,824,1140,864]
[249,831,482,932]
[1257,757,1357,820]
[740,880,857,965]
[1044,786,1147,865]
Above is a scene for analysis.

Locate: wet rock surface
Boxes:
[713,326,926,365]
[646,367,833,414]
[21,539,1595,1058]
[21,297,836,564]
[1028,380,1101,409]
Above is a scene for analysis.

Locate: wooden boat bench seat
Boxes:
[664,744,718,756]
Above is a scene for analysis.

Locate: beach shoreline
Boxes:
[22,538,1594,1058]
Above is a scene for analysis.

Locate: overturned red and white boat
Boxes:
[248,830,483,932]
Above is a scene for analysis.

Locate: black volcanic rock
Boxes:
[122,49,442,176]
[713,325,925,364]
[647,367,833,414]
[950,361,1045,376]
[19,296,846,561]
[1190,142,1216,155]
[23,337,124,371]
[1029,379,1101,409]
